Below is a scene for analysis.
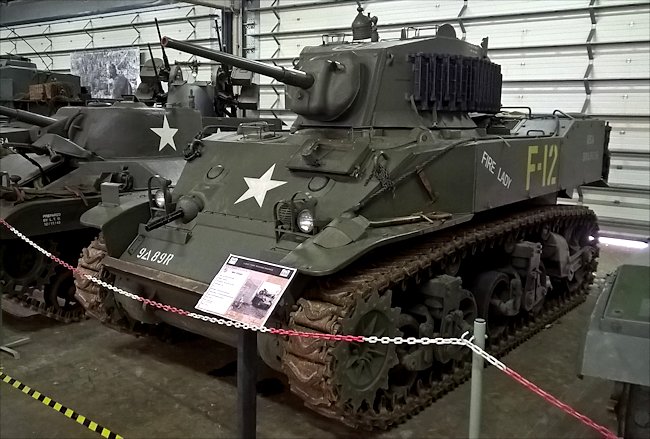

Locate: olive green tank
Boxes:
[1,102,202,321]
[76,7,611,428]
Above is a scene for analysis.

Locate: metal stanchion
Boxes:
[468,318,486,439]
[237,330,257,439]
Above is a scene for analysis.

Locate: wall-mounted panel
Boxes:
[607,118,650,154]
[501,84,585,113]
[464,16,592,48]
[492,49,587,82]
[592,7,650,44]
[592,44,650,80]
[589,82,650,116]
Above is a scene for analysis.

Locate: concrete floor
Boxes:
[1,244,646,439]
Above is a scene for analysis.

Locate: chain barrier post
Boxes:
[469,318,486,439]
[238,329,257,439]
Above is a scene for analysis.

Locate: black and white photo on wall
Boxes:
[70,48,139,99]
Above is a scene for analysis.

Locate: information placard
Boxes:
[195,254,297,326]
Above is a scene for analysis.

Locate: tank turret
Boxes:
[1,102,202,159]
[162,24,501,127]
[0,54,84,115]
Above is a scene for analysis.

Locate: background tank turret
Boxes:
[162,36,315,90]
[0,54,86,116]
[133,18,280,131]
[75,8,610,429]
[1,101,202,321]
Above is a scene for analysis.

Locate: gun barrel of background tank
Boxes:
[0,105,57,127]
[161,36,314,89]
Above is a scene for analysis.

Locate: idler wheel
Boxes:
[331,291,400,410]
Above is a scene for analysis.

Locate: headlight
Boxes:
[154,189,166,208]
[297,209,314,233]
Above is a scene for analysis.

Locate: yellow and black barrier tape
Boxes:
[1,371,124,439]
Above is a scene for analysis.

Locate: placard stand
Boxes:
[237,330,257,439]
[0,308,30,359]
[197,254,297,439]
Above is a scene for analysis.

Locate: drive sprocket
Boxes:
[331,291,401,410]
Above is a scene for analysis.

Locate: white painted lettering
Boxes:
[42,213,62,227]
[497,168,512,189]
[136,247,175,266]
[481,151,496,174]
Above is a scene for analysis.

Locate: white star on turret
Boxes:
[150,114,179,151]
[235,164,287,207]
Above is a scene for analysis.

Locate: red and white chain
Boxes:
[0,218,617,438]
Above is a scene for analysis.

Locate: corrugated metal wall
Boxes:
[0,3,222,83]
[244,0,649,239]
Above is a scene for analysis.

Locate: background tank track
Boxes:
[2,238,86,323]
[1,292,85,323]
[283,205,598,429]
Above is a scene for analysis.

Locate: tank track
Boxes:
[74,235,180,338]
[283,205,598,429]
[74,234,108,320]
[1,239,85,324]
[1,292,85,323]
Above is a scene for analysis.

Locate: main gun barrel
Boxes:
[161,36,315,90]
[0,105,58,127]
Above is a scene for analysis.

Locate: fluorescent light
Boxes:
[598,237,649,249]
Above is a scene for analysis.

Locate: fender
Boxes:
[80,193,150,256]
[281,213,473,276]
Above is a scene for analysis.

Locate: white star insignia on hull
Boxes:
[151,114,179,151]
[235,164,287,207]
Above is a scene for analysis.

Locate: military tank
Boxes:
[0,54,86,114]
[579,249,650,439]
[1,101,202,321]
[134,18,267,131]
[75,9,610,428]
[252,288,273,310]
